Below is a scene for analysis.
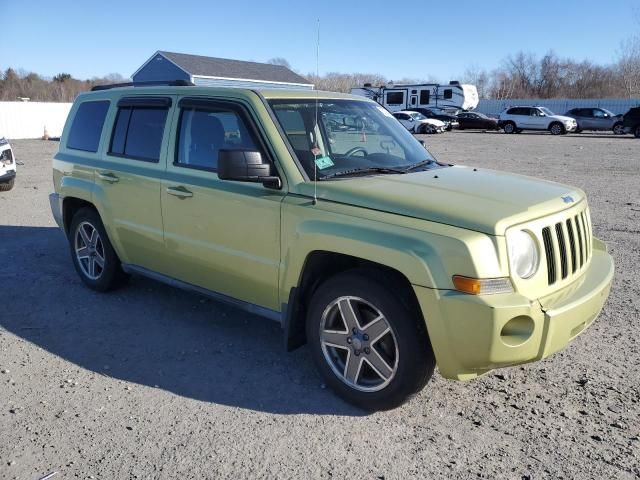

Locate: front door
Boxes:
[159,97,283,311]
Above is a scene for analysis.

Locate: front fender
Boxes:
[279,196,508,303]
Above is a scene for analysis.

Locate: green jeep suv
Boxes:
[50,84,614,410]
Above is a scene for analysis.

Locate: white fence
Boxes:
[0,101,72,139]
[477,98,640,116]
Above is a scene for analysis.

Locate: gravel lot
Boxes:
[1,132,638,480]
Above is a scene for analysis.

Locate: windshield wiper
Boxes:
[403,159,436,172]
[320,166,406,180]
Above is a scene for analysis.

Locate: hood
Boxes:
[419,119,445,127]
[550,114,576,123]
[300,166,584,235]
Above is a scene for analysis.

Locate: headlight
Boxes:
[507,230,539,279]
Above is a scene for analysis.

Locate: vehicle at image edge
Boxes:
[0,138,16,191]
[456,111,500,131]
[499,106,578,135]
[563,108,624,134]
[392,111,447,134]
[409,107,459,131]
[49,83,614,411]
[622,106,640,137]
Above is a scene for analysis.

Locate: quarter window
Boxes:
[109,103,169,162]
[67,101,110,152]
[176,106,259,171]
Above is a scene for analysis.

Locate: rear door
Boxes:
[95,95,174,272]
[159,97,283,311]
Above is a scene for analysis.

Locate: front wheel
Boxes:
[549,122,564,135]
[612,123,624,135]
[503,122,516,134]
[0,178,15,191]
[306,271,435,411]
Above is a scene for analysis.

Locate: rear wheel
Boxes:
[503,122,516,134]
[306,271,435,411]
[69,208,128,292]
[0,178,15,191]
[549,122,564,135]
[613,123,624,135]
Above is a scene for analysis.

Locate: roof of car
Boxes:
[77,85,366,102]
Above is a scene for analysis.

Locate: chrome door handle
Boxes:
[98,172,119,183]
[166,186,193,198]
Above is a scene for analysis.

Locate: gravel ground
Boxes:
[0,132,638,480]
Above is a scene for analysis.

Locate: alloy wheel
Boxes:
[74,221,105,280]
[319,296,399,392]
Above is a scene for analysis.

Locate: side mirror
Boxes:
[218,150,281,189]
[409,118,415,122]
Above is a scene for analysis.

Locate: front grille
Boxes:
[542,207,592,285]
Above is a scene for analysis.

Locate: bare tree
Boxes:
[617,36,640,98]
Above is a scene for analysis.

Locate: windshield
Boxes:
[268,99,438,179]
[410,112,427,120]
[540,107,555,116]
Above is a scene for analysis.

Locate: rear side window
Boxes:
[67,101,110,152]
[109,99,170,162]
[386,92,404,105]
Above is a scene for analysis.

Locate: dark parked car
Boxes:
[410,108,459,130]
[564,108,624,134]
[622,107,640,137]
[456,112,500,130]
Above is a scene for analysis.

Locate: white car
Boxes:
[499,106,577,135]
[392,111,447,134]
[0,138,16,191]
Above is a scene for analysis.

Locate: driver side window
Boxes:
[176,107,258,171]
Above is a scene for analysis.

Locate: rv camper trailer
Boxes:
[351,81,479,112]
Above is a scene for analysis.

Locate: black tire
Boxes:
[68,207,128,292]
[634,125,640,138]
[549,122,564,135]
[306,270,435,411]
[612,123,624,135]
[503,121,516,134]
[0,178,15,191]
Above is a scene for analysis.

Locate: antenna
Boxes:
[312,18,320,206]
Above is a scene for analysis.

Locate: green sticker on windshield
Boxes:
[314,156,334,170]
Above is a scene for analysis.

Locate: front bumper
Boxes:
[565,123,578,132]
[0,169,16,183]
[414,237,614,380]
[49,193,64,231]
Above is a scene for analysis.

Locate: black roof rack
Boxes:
[91,80,194,91]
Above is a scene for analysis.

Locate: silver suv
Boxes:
[564,108,625,134]
[499,106,577,135]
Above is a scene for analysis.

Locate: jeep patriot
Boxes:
[49,84,614,410]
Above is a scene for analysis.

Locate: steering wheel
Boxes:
[344,146,368,157]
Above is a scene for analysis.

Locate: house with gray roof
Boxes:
[132,51,313,90]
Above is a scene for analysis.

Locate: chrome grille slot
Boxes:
[555,222,568,279]
[538,205,592,286]
[542,227,556,285]
[566,219,577,273]
[575,214,584,268]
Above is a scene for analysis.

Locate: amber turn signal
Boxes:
[452,275,513,295]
